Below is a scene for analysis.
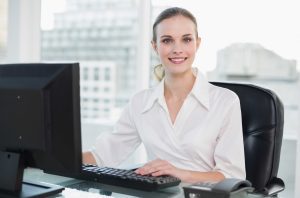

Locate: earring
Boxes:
[154,64,164,81]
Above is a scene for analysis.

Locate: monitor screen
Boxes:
[0,63,82,197]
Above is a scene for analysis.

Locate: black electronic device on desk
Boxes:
[0,63,82,198]
[80,164,181,191]
[183,178,254,198]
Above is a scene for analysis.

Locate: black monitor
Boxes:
[0,63,82,197]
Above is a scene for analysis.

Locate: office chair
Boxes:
[211,82,285,197]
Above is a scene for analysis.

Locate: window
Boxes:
[94,68,99,81]
[83,68,89,80]
[0,0,8,62]
[104,67,110,81]
[41,0,140,125]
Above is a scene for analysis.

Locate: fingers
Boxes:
[82,152,97,165]
[149,164,172,176]
[135,159,174,176]
[135,159,164,174]
[139,164,169,175]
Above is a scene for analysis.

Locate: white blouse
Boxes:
[91,71,246,179]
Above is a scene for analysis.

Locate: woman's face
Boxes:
[152,15,200,77]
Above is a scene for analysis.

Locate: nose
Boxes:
[172,42,183,54]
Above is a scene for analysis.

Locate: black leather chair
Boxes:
[212,82,285,197]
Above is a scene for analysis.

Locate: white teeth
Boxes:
[171,58,184,61]
[170,58,185,62]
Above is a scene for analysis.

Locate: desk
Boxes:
[23,168,275,198]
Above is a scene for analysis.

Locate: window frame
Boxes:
[7,0,41,62]
[6,0,151,93]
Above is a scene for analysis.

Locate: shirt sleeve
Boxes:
[91,102,141,167]
[213,97,246,179]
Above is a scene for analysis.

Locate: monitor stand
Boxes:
[0,151,64,198]
[0,181,64,198]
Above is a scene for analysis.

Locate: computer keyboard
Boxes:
[80,164,181,191]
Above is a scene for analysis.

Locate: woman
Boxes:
[83,7,245,183]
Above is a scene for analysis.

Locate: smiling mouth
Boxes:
[168,57,187,64]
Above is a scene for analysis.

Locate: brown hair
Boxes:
[152,7,198,42]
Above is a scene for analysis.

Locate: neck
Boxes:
[164,69,196,100]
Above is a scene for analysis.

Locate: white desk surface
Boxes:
[23,168,277,198]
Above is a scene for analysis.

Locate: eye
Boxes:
[161,38,172,44]
[183,37,192,43]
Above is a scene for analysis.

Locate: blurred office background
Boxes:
[0,0,299,197]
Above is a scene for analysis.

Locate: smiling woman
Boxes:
[83,7,246,184]
[152,15,200,81]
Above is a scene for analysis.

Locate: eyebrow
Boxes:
[160,34,193,39]
[160,35,172,39]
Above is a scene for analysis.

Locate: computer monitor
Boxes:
[0,63,82,197]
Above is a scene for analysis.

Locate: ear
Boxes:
[196,37,201,50]
[151,41,158,54]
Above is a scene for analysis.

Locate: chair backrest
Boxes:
[212,82,284,193]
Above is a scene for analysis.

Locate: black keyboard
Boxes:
[80,164,181,191]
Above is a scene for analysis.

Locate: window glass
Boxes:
[41,0,139,127]
[0,0,8,62]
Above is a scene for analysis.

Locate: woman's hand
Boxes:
[82,151,97,165]
[135,158,225,183]
[135,159,190,182]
